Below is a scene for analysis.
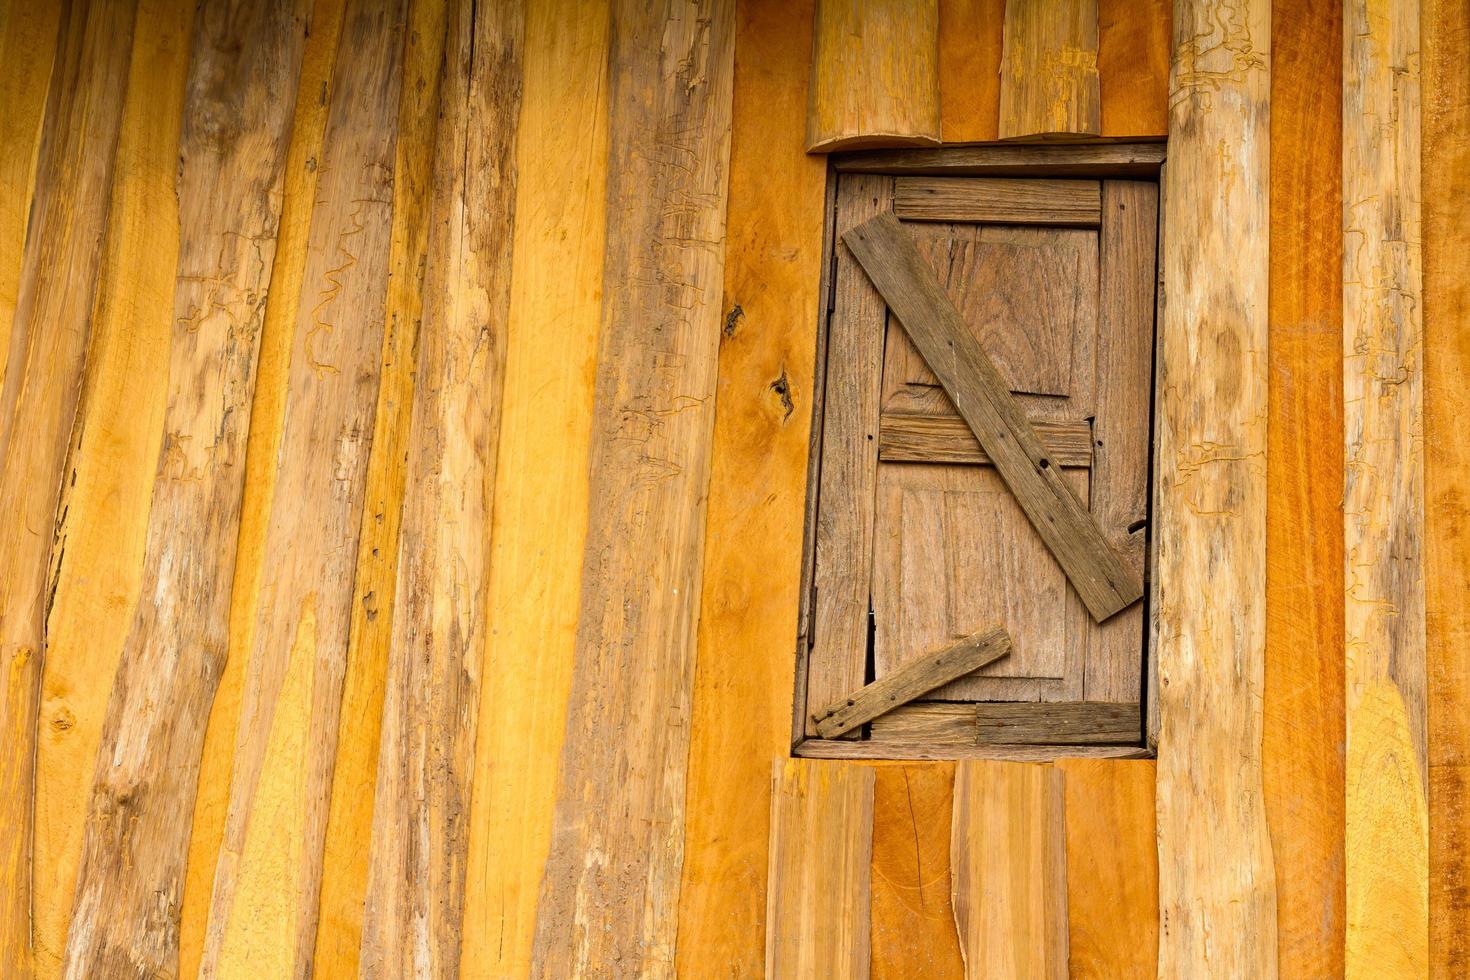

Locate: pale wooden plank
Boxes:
[938,0,1004,144]
[998,0,1101,140]
[357,1,524,975]
[1154,0,1277,974]
[812,626,1010,738]
[55,1,306,976]
[765,759,874,978]
[197,2,408,975]
[950,760,1068,979]
[879,413,1092,467]
[806,0,940,152]
[973,702,1139,745]
[843,212,1143,622]
[869,702,975,744]
[834,141,1165,177]
[1343,0,1429,972]
[894,177,1101,226]
[0,0,138,971]
[1424,0,1470,972]
[527,0,734,972]
[800,739,1149,762]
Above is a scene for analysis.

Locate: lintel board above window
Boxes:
[793,142,1164,762]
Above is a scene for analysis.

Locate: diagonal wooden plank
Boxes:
[812,626,1011,738]
[841,212,1142,622]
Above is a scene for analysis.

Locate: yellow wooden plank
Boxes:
[998,0,1101,139]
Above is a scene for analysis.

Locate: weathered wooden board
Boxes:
[0,0,139,970]
[1263,0,1346,975]
[879,414,1092,467]
[951,760,1067,979]
[893,177,1101,226]
[1425,0,1470,973]
[765,759,874,979]
[834,142,1165,178]
[1343,0,1429,972]
[57,1,307,976]
[812,626,1010,738]
[1097,0,1169,137]
[998,0,1100,139]
[528,0,735,972]
[937,0,1003,143]
[843,213,1142,622]
[806,0,940,152]
[1154,0,1278,975]
[973,702,1139,745]
[197,2,406,975]
[802,738,1150,763]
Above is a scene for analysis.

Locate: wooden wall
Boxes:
[0,0,1464,977]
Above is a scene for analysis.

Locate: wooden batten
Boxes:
[997,0,1101,140]
[765,759,874,978]
[806,0,941,152]
[1343,0,1429,972]
[1153,0,1277,975]
[973,701,1139,745]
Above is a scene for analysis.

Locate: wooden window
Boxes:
[795,143,1164,760]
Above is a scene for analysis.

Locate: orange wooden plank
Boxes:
[937,0,1003,143]
[1097,0,1168,138]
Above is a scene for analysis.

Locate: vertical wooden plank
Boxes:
[869,763,964,980]
[196,2,407,976]
[1056,759,1158,979]
[357,0,524,975]
[1097,0,1169,138]
[0,1,138,973]
[1265,0,1346,975]
[309,0,449,972]
[457,0,611,974]
[29,0,187,971]
[528,0,734,973]
[175,2,349,974]
[673,0,826,973]
[1343,0,1428,973]
[806,0,941,152]
[950,760,1067,980]
[938,0,1004,143]
[1424,0,1470,973]
[764,759,874,980]
[1154,0,1277,975]
[997,0,1101,140]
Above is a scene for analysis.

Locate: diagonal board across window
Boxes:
[795,143,1163,760]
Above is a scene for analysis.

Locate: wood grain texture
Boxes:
[310,0,446,972]
[834,141,1165,178]
[176,2,348,973]
[764,759,874,979]
[528,0,734,973]
[937,0,1003,143]
[1154,0,1277,974]
[879,414,1092,467]
[358,0,523,974]
[893,177,1101,225]
[0,1,138,972]
[802,738,1149,762]
[196,2,406,975]
[1424,0,1470,973]
[806,0,941,151]
[972,702,1139,745]
[843,212,1143,621]
[950,760,1067,979]
[1097,0,1169,137]
[1056,759,1158,978]
[870,763,964,980]
[812,626,1011,738]
[672,0,829,967]
[1264,0,1345,975]
[1343,0,1428,972]
[998,0,1100,140]
[59,2,306,972]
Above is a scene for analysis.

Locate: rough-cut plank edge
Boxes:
[834,140,1164,177]
[843,212,1144,621]
[811,626,1010,738]
[795,740,1150,762]
[879,414,1092,467]
[973,701,1140,745]
[764,758,875,978]
[893,176,1101,225]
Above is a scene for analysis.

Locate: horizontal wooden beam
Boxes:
[843,212,1143,621]
[810,625,1010,738]
[834,141,1164,178]
[974,701,1140,744]
[894,177,1101,225]
[795,738,1150,762]
[879,413,1092,467]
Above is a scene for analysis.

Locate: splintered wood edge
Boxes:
[810,626,1011,738]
